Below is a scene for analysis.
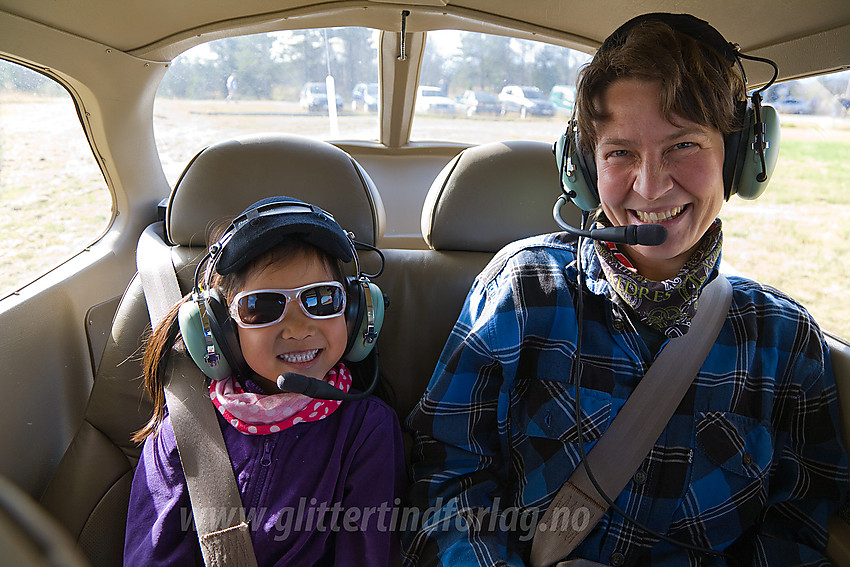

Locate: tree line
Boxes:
[157,29,590,102]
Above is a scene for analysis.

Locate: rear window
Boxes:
[410,30,590,143]
[154,28,381,186]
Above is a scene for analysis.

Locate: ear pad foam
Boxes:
[344,278,385,363]
[177,299,233,380]
[555,125,601,212]
[204,288,251,380]
[722,101,750,199]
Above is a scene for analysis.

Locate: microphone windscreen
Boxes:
[635,224,668,246]
[277,373,311,394]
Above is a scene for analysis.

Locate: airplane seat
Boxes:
[39,133,385,567]
[827,335,850,564]
[0,474,91,567]
[373,139,577,421]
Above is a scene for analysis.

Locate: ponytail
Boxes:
[132,296,188,443]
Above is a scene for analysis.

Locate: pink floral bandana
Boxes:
[209,363,352,435]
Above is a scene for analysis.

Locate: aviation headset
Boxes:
[176,196,385,383]
[554,12,781,213]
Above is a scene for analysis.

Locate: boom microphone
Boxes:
[553,195,668,246]
[276,351,379,401]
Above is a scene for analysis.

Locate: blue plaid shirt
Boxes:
[403,232,847,566]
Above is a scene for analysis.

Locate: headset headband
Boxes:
[600,12,739,64]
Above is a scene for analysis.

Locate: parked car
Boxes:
[352,82,379,112]
[773,96,815,114]
[459,90,501,117]
[299,82,344,112]
[499,85,556,118]
[415,85,459,115]
[549,84,576,114]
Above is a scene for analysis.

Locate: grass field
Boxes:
[0,94,110,299]
[1,95,849,339]
[721,118,850,339]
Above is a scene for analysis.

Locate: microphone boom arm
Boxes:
[553,196,667,247]
[276,351,380,401]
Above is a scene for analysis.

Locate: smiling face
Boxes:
[235,249,348,391]
[594,78,727,280]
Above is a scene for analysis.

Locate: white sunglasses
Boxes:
[229,281,346,328]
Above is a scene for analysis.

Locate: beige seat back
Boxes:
[374,139,578,419]
[421,139,567,252]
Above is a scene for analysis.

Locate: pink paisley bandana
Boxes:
[594,220,723,338]
[209,363,352,435]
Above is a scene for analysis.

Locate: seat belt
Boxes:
[530,274,733,567]
[137,222,258,567]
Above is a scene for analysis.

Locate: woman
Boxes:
[403,13,847,567]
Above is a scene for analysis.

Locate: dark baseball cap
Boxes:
[214,196,353,275]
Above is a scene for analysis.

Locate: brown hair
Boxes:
[574,19,746,155]
[133,223,346,442]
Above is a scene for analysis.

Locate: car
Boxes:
[499,85,557,118]
[1,2,849,566]
[299,81,344,112]
[459,89,501,117]
[415,85,459,115]
[772,96,815,114]
[351,82,379,112]
[549,84,576,114]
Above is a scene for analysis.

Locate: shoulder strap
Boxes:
[137,222,258,567]
[531,275,733,567]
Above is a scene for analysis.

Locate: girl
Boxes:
[125,196,405,566]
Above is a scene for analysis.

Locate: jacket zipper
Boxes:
[249,436,275,517]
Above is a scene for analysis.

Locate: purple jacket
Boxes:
[125,394,405,566]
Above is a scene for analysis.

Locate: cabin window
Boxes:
[154,28,381,187]
[0,59,111,299]
[723,70,850,339]
[410,30,590,144]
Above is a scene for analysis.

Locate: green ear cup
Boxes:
[177,299,232,380]
[734,104,780,200]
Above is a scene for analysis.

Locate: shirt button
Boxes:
[742,452,753,466]
[633,470,647,485]
[610,551,626,566]
[612,319,625,331]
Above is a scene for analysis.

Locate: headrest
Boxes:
[166,134,385,248]
[421,140,577,252]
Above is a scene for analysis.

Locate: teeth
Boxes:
[279,349,319,363]
[635,205,684,223]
